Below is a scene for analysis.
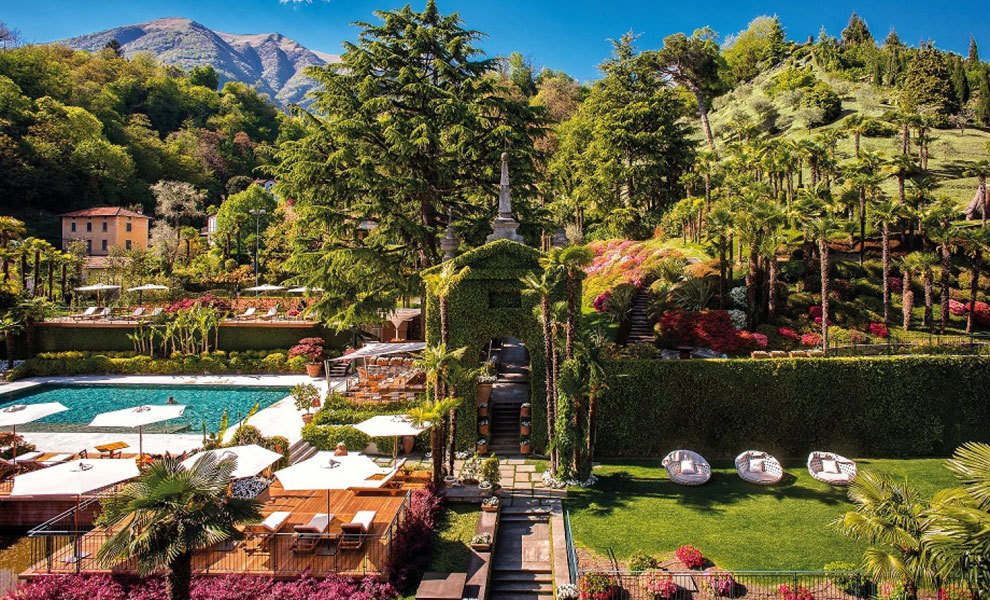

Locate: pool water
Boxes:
[0,384,290,433]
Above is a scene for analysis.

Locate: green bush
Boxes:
[825,562,871,596]
[7,350,304,380]
[800,82,842,125]
[301,423,371,452]
[596,356,990,458]
[312,393,420,426]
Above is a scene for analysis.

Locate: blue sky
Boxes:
[6,0,990,82]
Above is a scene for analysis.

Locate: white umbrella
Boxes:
[353,414,428,464]
[180,445,282,479]
[11,458,140,562]
[74,283,121,292]
[274,451,385,554]
[126,284,169,292]
[243,284,285,293]
[1,402,68,462]
[89,404,186,460]
[286,286,323,293]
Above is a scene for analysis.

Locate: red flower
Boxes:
[868,323,890,339]
[675,545,706,569]
[800,333,821,347]
[809,306,823,319]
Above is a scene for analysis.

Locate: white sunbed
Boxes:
[340,510,377,550]
[234,307,256,320]
[258,305,279,321]
[292,513,332,553]
[807,451,858,485]
[85,307,112,321]
[71,307,98,321]
[662,449,711,486]
[735,450,784,485]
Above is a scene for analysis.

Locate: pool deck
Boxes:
[3,374,349,455]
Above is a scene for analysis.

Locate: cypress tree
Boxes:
[951,58,970,105]
[901,45,960,116]
[977,69,990,126]
[842,12,874,47]
[969,35,980,63]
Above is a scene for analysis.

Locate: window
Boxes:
[101,239,108,251]
[86,221,92,232]
[125,240,132,250]
[126,222,132,232]
[102,221,108,232]
[488,290,522,309]
[85,240,92,254]
[70,222,76,232]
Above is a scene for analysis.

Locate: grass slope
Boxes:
[567,458,956,570]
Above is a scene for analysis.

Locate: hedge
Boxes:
[303,395,431,454]
[7,350,307,380]
[595,356,990,458]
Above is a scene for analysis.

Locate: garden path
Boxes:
[489,338,529,454]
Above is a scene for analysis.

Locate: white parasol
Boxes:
[243,284,285,294]
[352,414,429,464]
[0,402,68,462]
[180,444,282,479]
[89,404,186,460]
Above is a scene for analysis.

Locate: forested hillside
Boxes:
[0,41,297,240]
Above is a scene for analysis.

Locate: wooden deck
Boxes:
[21,474,428,580]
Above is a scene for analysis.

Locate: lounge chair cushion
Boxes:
[748,459,765,473]
[680,460,696,474]
[821,459,840,474]
[296,513,331,534]
[346,510,375,532]
[816,470,852,484]
[261,511,290,532]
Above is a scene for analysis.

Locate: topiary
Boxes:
[480,454,500,488]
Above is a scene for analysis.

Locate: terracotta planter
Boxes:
[520,442,531,454]
[305,362,322,377]
[520,424,531,436]
[478,422,489,436]
[301,413,314,424]
[311,397,321,409]
[477,441,489,454]
[470,541,492,552]
[477,382,494,404]
[520,404,531,417]
[477,403,488,418]
[481,504,499,513]
[401,435,415,454]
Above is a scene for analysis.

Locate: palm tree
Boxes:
[413,343,467,484]
[0,216,25,283]
[926,442,990,595]
[834,469,939,600]
[0,312,23,369]
[843,114,872,158]
[802,193,841,349]
[899,253,922,332]
[884,154,919,207]
[964,159,990,226]
[958,227,990,333]
[543,246,593,360]
[924,199,959,334]
[705,204,735,308]
[409,396,463,488]
[13,297,53,358]
[521,268,560,475]
[97,454,261,600]
[873,198,902,324]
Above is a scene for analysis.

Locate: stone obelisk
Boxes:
[486,152,524,243]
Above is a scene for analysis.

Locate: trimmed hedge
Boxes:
[8,350,307,380]
[596,356,990,458]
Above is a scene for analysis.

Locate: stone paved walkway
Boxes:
[378,455,550,491]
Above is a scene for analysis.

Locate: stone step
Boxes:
[486,592,551,600]
[491,581,554,594]
[500,515,550,523]
[502,506,551,515]
[494,569,552,580]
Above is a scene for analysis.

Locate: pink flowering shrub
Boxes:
[808,305,822,319]
[386,486,444,589]
[703,569,736,597]
[752,333,768,348]
[888,276,903,293]
[949,299,967,316]
[656,311,758,355]
[868,323,890,339]
[5,574,396,600]
[592,291,612,313]
[640,570,677,599]
[938,585,973,600]
[584,239,685,309]
[289,337,326,362]
[800,333,821,347]
[777,327,801,342]
[778,584,815,600]
[675,545,706,569]
[579,572,617,600]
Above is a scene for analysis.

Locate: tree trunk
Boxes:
[882,224,890,324]
[967,252,981,333]
[585,392,598,476]
[718,236,727,309]
[858,189,866,266]
[33,251,40,296]
[901,123,910,154]
[5,332,13,369]
[768,252,779,316]
[541,297,557,474]
[166,552,193,600]
[902,270,914,331]
[940,238,951,334]
[746,240,759,330]
[924,272,934,331]
[854,133,861,158]
[565,274,577,360]
[430,430,443,487]
[820,240,830,350]
[447,408,457,478]
[690,84,716,152]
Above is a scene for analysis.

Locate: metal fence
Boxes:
[826,333,990,357]
[25,492,410,579]
[575,570,955,600]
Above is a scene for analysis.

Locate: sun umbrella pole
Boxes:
[138,424,143,462]
[73,493,80,562]
[11,425,16,464]
[393,436,398,465]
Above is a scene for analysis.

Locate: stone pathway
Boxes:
[491,499,556,600]
[388,455,558,495]
[490,338,529,453]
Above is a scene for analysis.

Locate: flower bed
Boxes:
[655,311,759,355]
[675,545,706,569]
[583,239,685,309]
[7,350,306,380]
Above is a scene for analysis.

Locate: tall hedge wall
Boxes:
[596,356,990,458]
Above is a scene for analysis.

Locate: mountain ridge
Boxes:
[54,17,339,106]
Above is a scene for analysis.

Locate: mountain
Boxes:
[55,17,339,106]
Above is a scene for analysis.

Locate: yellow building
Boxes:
[60,207,152,256]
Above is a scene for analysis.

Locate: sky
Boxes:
[5,0,990,82]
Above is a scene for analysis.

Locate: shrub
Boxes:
[386,486,443,589]
[627,549,659,572]
[800,82,842,125]
[8,350,301,380]
[824,561,869,596]
[869,323,890,339]
[800,333,821,347]
[579,572,616,600]
[288,337,326,363]
[949,299,967,316]
[702,569,736,597]
[480,454,500,488]
[778,584,814,600]
[656,311,757,355]
[291,383,321,414]
[640,570,678,599]
[675,545,706,569]
[300,423,370,452]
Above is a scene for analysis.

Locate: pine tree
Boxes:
[883,28,902,48]
[842,12,874,46]
[969,35,980,63]
[951,57,970,105]
[900,45,960,116]
[977,69,990,126]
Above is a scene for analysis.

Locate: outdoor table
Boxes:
[415,572,467,600]
[95,441,129,458]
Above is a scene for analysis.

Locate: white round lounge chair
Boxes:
[662,449,711,486]
[807,451,857,485]
[735,450,783,485]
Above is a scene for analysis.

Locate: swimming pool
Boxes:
[0,384,291,433]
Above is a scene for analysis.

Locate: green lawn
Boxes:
[566,458,957,571]
[426,504,481,573]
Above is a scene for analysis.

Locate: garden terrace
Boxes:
[22,472,430,580]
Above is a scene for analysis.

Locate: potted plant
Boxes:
[401,435,415,454]
[519,437,531,454]
[470,532,492,551]
[520,419,531,436]
[459,455,481,484]
[477,401,489,418]
[478,418,490,436]
[476,438,489,454]
[289,337,327,377]
[477,364,496,405]
[444,474,459,487]
[291,383,321,424]
[481,495,499,513]
[478,480,493,493]
[480,453,500,490]
[520,402,531,417]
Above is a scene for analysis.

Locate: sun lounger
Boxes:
[292,513,332,553]
[234,307,256,320]
[10,451,43,464]
[735,450,784,485]
[128,307,145,320]
[144,307,163,319]
[258,305,279,321]
[662,449,711,486]
[350,458,407,494]
[808,451,857,485]
[40,453,74,467]
[339,510,376,550]
[70,307,98,321]
[86,307,112,321]
[245,511,290,553]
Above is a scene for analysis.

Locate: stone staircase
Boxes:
[489,399,521,454]
[491,505,554,600]
[488,338,530,455]
[625,289,656,345]
[287,439,316,464]
[326,361,350,378]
